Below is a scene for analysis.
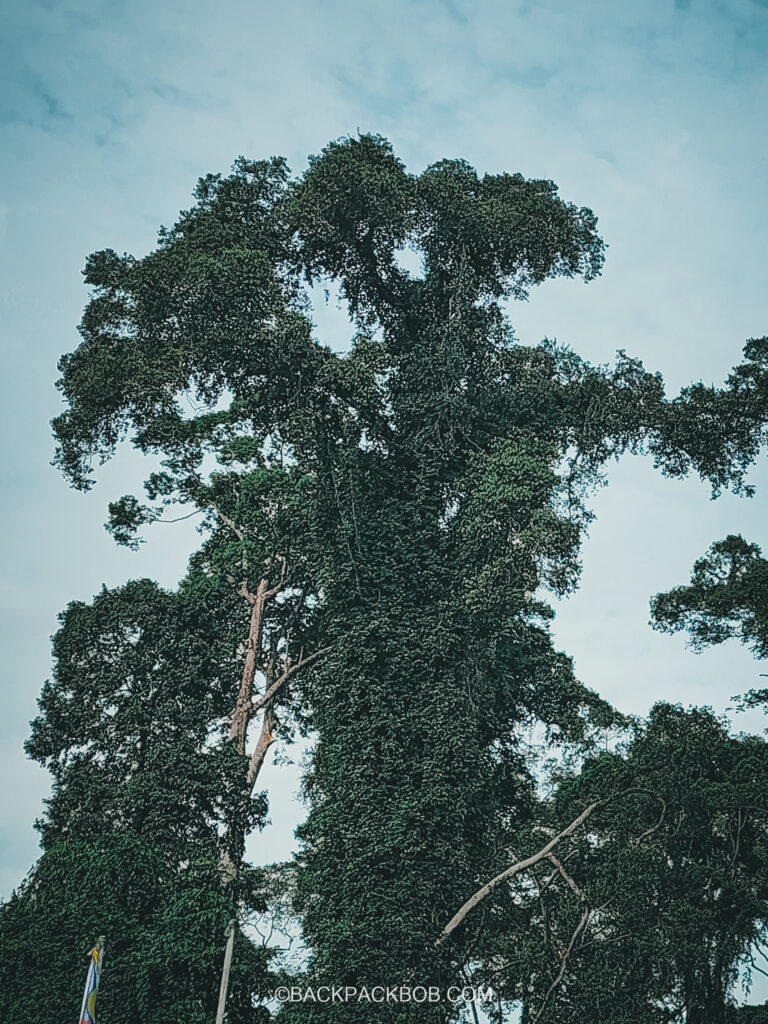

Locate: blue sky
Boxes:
[2,0,768,999]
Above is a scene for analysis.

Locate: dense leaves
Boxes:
[26,580,257,854]
[0,835,273,1024]
[0,579,276,1022]
[4,135,768,1022]
[653,534,768,661]
[495,705,768,1024]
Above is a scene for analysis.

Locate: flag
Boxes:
[79,939,104,1024]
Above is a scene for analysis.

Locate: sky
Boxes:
[2,0,768,1003]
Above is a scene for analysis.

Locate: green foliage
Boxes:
[730,1006,768,1022]
[650,336,768,498]
[6,134,768,1021]
[26,579,258,860]
[652,534,768,660]
[0,834,272,1023]
[0,579,273,1022]
[464,705,768,1023]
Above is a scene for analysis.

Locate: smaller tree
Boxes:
[437,705,768,1024]
[0,579,274,1023]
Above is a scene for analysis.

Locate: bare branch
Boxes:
[229,579,269,751]
[264,556,289,598]
[157,508,204,524]
[533,906,592,1023]
[250,646,332,715]
[546,853,587,903]
[436,801,602,946]
[217,508,246,542]
[238,580,259,606]
[437,788,665,946]
[246,702,277,790]
[631,797,667,846]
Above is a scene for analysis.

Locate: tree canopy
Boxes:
[653,534,768,662]
[3,134,768,1023]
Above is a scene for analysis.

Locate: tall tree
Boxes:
[18,134,768,1021]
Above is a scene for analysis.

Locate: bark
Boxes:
[533,906,592,1024]
[250,646,331,716]
[229,579,269,754]
[437,788,665,946]
[220,578,272,888]
[246,700,277,790]
[220,572,329,888]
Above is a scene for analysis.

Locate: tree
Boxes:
[9,134,768,1021]
[449,705,768,1024]
[0,579,274,1023]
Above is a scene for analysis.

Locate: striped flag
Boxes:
[79,938,105,1024]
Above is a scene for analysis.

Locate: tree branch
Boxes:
[436,788,665,946]
[436,801,602,946]
[229,579,269,751]
[631,797,667,845]
[531,852,592,1020]
[532,906,592,1023]
[265,556,288,599]
[217,508,246,542]
[250,646,331,715]
[546,853,587,902]
[246,702,277,790]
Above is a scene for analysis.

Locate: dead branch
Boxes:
[265,556,288,599]
[437,789,665,946]
[229,579,269,752]
[436,801,602,946]
[631,797,667,846]
[546,853,587,902]
[218,509,246,542]
[250,646,331,715]
[246,702,277,790]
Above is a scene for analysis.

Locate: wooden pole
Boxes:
[214,919,236,1024]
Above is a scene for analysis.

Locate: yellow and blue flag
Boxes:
[79,940,104,1024]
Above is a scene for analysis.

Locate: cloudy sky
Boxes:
[2,0,768,990]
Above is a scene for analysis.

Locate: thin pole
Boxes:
[214,919,236,1024]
